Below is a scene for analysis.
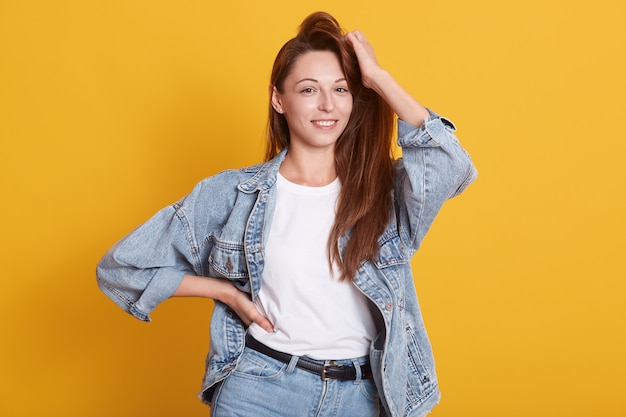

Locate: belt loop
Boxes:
[286,354,299,374]
[352,359,362,382]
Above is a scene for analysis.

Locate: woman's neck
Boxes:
[279,149,336,186]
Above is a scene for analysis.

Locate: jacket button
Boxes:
[385,302,393,311]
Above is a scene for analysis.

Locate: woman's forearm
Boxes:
[368,69,430,128]
[174,274,274,333]
[173,274,234,303]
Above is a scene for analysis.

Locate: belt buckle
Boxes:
[321,361,342,381]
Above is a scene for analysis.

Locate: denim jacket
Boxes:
[96,110,477,417]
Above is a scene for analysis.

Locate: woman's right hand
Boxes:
[221,282,275,333]
[174,274,275,333]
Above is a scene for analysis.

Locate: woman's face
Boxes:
[272,50,353,153]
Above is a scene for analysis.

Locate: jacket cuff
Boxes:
[397,109,456,147]
[130,269,186,321]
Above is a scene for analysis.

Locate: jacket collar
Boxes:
[237,148,287,193]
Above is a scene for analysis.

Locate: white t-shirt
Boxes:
[248,173,377,359]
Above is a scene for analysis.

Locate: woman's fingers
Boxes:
[254,314,275,333]
[346,30,382,89]
[231,288,274,333]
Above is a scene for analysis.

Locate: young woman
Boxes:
[97,11,477,417]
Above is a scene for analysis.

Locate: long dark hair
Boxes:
[265,12,395,281]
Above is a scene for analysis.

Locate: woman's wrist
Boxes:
[213,278,237,305]
[366,68,391,96]
[369,70,429,128]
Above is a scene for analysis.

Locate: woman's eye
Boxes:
[301,87,315,93]
[336,87,349,93]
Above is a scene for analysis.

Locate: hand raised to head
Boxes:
[345,30,385,90]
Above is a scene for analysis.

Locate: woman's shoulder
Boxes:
[185,159,274,199]
[197,160,269,186]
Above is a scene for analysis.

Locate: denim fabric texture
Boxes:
[96,109,477,417]
[211,346,379,417]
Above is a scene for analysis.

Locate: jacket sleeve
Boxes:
[394,109,478,254]
[96,192,205,322]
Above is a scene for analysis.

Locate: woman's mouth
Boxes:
[312,120,337,127]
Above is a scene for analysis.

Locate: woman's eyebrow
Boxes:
[295,77,347,84]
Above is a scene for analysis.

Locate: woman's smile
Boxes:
[312,119,338,128]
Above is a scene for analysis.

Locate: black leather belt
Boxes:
[245,335,373,381]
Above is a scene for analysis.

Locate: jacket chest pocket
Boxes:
[372,233,407,295]
[207,237,249,281]
[374,233,406,268]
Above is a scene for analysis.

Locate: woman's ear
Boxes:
[271,86,284,114]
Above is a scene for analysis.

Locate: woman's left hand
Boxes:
[346,29,430,127]
[346,30,384,90]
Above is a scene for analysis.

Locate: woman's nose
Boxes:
[318,91,335,112]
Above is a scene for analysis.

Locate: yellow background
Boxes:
[1,0,624,416]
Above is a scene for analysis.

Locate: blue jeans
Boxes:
[210,346,380,417]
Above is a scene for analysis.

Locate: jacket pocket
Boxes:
[207,237,249,280]
[373,233,407,296]
[405,326,436,406]
[374,233,406,268]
